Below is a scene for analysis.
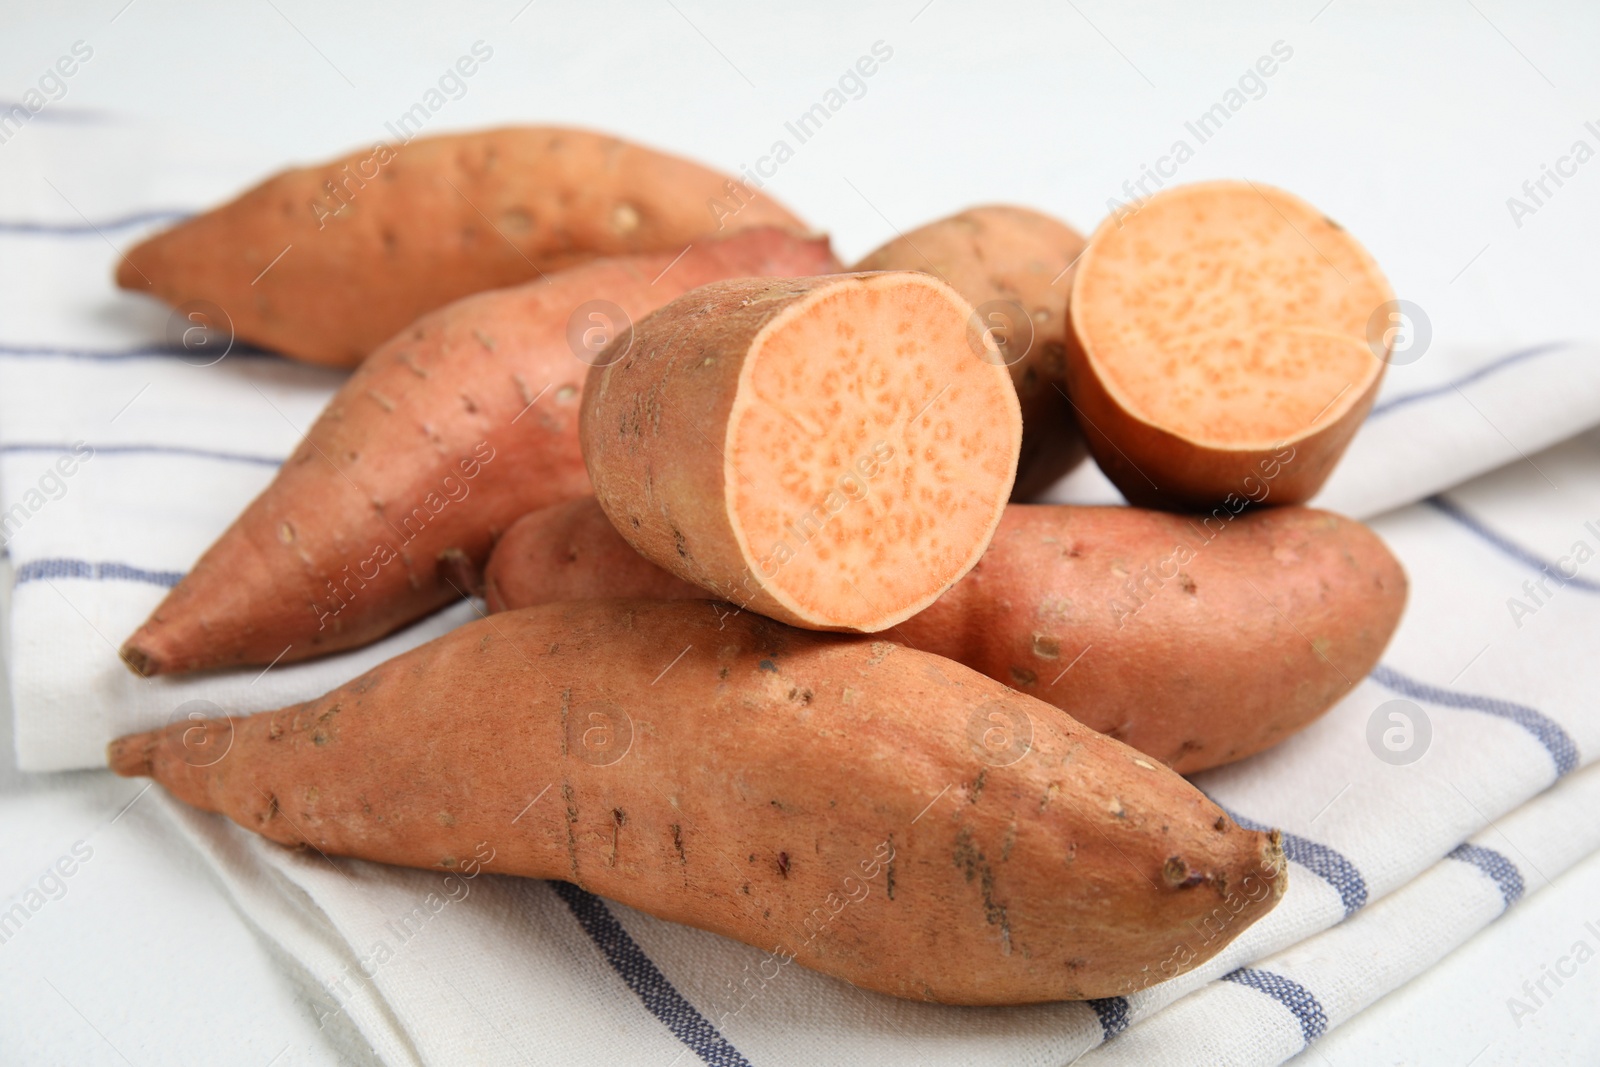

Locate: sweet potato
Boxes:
[109,599,1285,1004]
[117,127,808,366]
[579,272,1022,633]
[484,499,1407,773]
[1066,181,1393,510]
[852,205,1087,499]
[120,228,840,677]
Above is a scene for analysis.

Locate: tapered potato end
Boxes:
[1067,181,1393,510]
[107,731,158,777]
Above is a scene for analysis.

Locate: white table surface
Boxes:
[4,2,1598,1063]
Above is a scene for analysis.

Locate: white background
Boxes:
[3,2,1598,1064]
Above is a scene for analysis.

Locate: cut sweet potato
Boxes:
[579,272,1023,632]
[110,599,1285,1004]
[117,127,808,366]
[852,205,1088,498]
[1066,181,1393,510]
[485,498,1407,773]
[119,228,840,676]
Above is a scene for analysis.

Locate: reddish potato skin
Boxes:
[483,498,693,612]
[853,205,1088,500]
[485,500,1407,773]
[119,229,840,676]
[110,600,1285,1005]
[1061,326,1380,511]
[118,127,810,366]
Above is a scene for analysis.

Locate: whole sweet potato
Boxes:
[118,127,808,366]
[853,205,1088,499]
[580,272,1022,633]
[484,499,1407,773]
[1066,181,1393,510]
[120,228,840,676]
[110,599,1285,1004]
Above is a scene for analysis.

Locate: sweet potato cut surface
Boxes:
[1067,181,1393,510]
[853,205,1088,498]
[486,500,1406,773]
[120,228,839,676]
[117,127,809,366]
[580,272,1022,632]
[110,600,1285,1004]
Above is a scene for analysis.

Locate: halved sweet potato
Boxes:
[1065,181,1393,510]
[579,272,1023,632]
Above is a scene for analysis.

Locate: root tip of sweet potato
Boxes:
[114,256,149,291]
[1265,829,1288,897]
[107,732,157,777]
[119,642,162,678]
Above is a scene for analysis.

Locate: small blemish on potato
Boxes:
[1031,633,1061,660]
[611,202,641,234]
[436,811,456,827]
[556,384,578,403]
[1009,666,1038,686]
[278,522,295,544]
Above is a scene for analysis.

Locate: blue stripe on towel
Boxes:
[1426,495,1600,594]
[0,209,192,235]
[0,342,278,361]
[1221,967,1328,1045]
[1088,996,1131,1040]
[1445,843,1526,909]
[1367,342,1569,419]
[1371,664,1579,777]
[552,882,752,1067]
[1223,809,1368,917]
[13,559,182,588]
[0,442,283,467]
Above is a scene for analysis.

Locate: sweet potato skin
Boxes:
[117,127,808,366]
[853,205,1087,499]
[1062,328,1380,510]
[110,599,1285,1004]
[485,500,1407,773]
[119,229,840,676]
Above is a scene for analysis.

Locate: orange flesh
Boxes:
[1075,183,1390,449]
[725,275,1021,630]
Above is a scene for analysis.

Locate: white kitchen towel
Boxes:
[5,120,1600,1065]
[1084,739,1600,1066]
